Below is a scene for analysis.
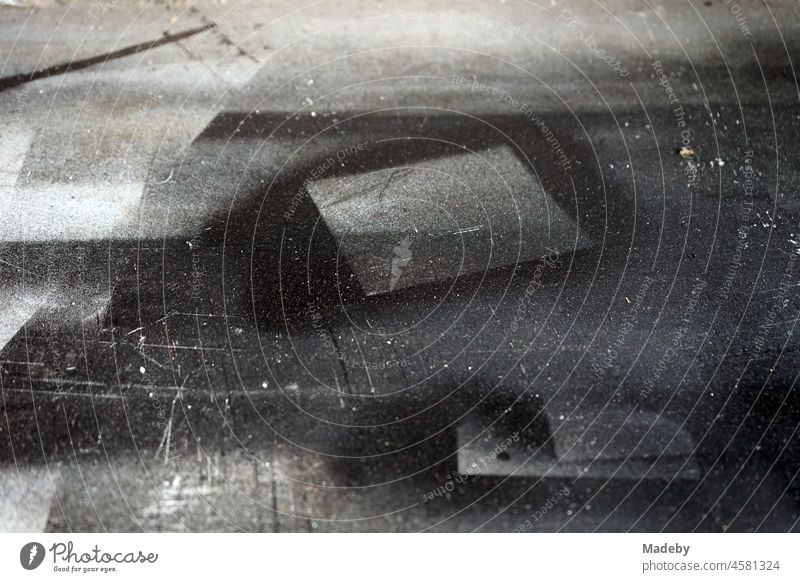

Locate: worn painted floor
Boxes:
[1,0,799,532]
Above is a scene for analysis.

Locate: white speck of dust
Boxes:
[261,381,268,388]
[139,366,146,374]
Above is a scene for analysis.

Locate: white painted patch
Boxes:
[0,182,143,241]
[0,465,60,533]
[0,127,34,188]
[0,291,48,353]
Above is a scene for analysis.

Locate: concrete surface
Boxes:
[0,0,799,532]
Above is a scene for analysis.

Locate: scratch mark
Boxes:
[152,169,174,185]
[761,316,800,328]
[2,388,125,400]
[142,342,242,353]
[758,282,800,295]
[350,327,375,395]
[0,258,32,274]
[0,360,44,366]
[452,225,484,235]
[141,352,168,371]
[155,410,174,465]
[9,376,105,387]
[331,364,346,408]
[152,310,179,325]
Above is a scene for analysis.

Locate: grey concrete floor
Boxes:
[1,0,799,532]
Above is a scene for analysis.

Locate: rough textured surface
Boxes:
[0,0,799,532]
